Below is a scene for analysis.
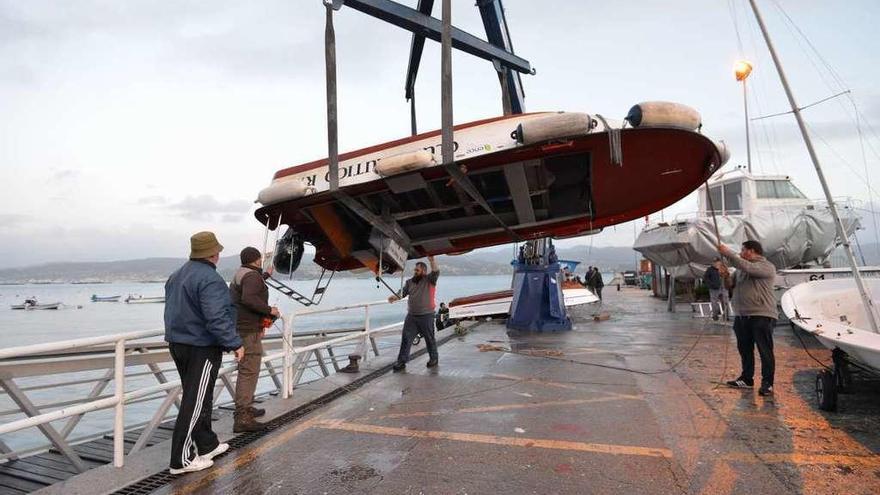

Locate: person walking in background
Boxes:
[165,232,243,474]
[589,267,605,301]
[719,240,778,396]
[229,247,280,433]
[703,258,729,321]
[388,256,440,371]
[585,266,596,293]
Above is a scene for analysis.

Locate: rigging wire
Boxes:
[741,0,783,174]
[727,0,745,55]
[750,90,851,121]
[854,103,880,252]
[769,0,880,165]
[753,0,880,246]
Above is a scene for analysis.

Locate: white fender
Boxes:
[375,150,435,177]
[256,179,310,205]
[516,112,592,145]
[714,140,731,165]
[626,102,701,131]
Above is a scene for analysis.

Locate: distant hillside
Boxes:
[0,244,643,284]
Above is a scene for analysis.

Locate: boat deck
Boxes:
[32,288,880,494]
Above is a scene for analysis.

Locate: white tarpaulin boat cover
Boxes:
[634,206,860,279]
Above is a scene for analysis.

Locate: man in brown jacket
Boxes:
[719,240,778,396]
[230,247,279,432]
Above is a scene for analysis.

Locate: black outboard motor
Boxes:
[274,229,305,275]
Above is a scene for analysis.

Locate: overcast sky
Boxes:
[1,0,879,269]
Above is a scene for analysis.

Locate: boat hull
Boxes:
[256,111,727,273]
[10,303,61,310]
[92,296,121,302]
[125,297,165,304]
[781,278,880,373]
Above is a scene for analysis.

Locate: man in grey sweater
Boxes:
[719,240,778,396]
[389,256,440,371]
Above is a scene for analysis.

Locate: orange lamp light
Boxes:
[734,60,753,81]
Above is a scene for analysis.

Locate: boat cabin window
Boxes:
[707,180,742,214]
[756,180,806,199]
[708,186,722,213]
[723,180,742,213]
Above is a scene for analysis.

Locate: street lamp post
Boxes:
[734,60,754,173]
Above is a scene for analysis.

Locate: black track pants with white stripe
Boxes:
[168,343,222,469]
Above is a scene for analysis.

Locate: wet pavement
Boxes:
[156,288,880,495]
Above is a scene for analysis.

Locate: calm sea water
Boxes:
[0,275,518,452]
[0,275,517,347]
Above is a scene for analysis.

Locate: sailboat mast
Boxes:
[747,0,880,333]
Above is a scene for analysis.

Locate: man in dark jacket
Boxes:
[719,240,778,396]
[229,247,279,433]
[388,256,440,371]
[589,267,605,301]
[165,232,243,475]
[703,258,729,321]
[585,266,595,291]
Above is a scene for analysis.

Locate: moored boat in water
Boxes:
[91,295,121,302]
[10,299,62,310]
[124,295,165,304]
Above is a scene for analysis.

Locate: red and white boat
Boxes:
[448,280,599,320]
[255,103,729,275]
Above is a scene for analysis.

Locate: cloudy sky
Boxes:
[1,0,879,268]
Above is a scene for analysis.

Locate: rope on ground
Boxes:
[480,322,712,376]
[712,319,733,389]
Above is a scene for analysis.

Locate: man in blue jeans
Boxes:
[388,256,440,371]
[719,240,778,396]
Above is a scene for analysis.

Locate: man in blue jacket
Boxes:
[165,231,243,474]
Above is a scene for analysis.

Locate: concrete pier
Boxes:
[45,288,880,494]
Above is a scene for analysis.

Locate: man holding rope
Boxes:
[718,240,778,396]
[388,256,440,371]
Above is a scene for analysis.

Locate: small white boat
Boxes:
[125,295,165,304]
[91,295,122,302]
[781,278,880,411]
[449,282,599,320]
[10,300,62,310]
[781,278,880,373]
[774,268,880,323]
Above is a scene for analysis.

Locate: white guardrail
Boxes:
[0,299,404,469]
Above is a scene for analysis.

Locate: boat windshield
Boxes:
[756,179,806,199]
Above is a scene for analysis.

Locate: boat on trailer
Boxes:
[781,279,880,410]
[448,258,599,320]
[449,280,598,320]
[254,103,729,278]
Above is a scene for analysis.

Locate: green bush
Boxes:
[694,285,710,301]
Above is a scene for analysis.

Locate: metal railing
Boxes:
[0,299,405,470]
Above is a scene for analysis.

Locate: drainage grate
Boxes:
[112,332,458,494]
